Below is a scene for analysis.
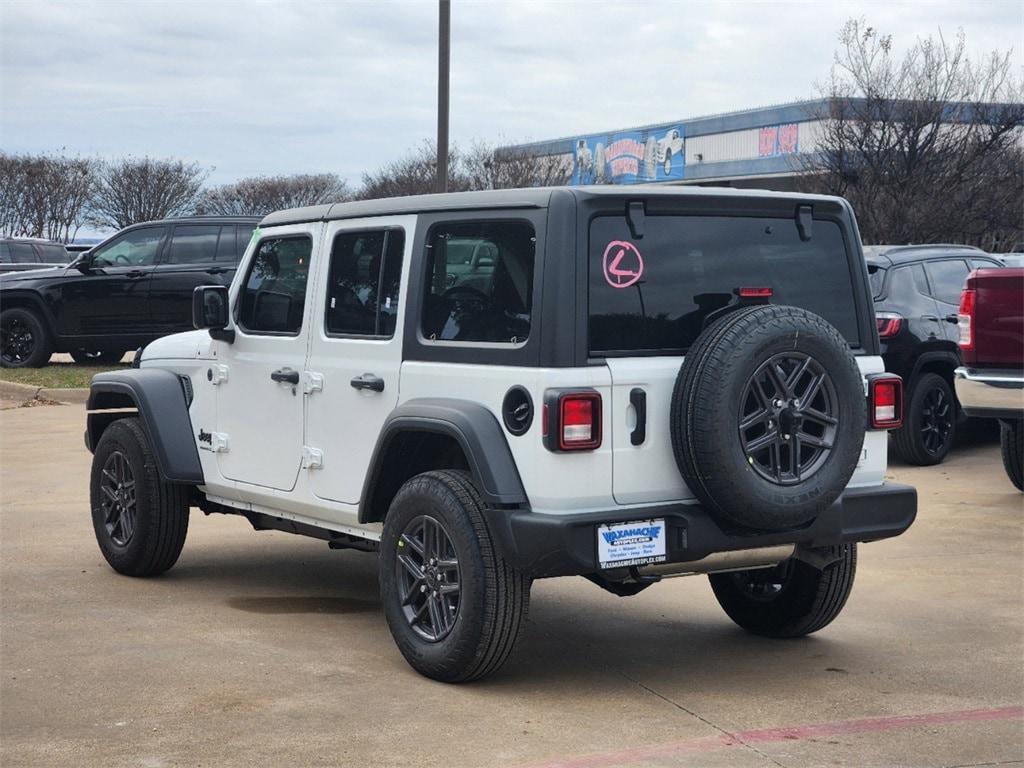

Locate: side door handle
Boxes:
[271,367,300,385]
[350,373,385,393]
[629,388,647,446]
[205,266,229,275]
[126,269,147,279]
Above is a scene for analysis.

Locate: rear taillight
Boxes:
[875,312,903,339]
[868,375,903,429]
[958,288,976,351]
[544,390,602,451]
[737,286,773,298]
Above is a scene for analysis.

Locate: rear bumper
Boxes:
[483,483,917,578]
[954,367,1024,420]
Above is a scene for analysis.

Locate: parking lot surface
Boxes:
[1,403,1022,768]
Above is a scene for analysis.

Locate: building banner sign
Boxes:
[758,123,800,157]
[572,124,685,185]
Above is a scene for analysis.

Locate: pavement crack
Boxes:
[618,671,788,768]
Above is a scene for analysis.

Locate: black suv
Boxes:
[0,238,72,274]
[0,216,258,367]
[864,244,1003,464]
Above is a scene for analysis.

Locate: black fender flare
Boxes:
[0,289,58,339]
[86,369,203,484]
[359,398,528,522]
[909,350,961,387]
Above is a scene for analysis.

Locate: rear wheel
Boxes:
[90,418,189,576]
[1,308,52,368]
[71,349,127,365]
[379,470,530,682]
[892,373,956,465]
[709,544,857,637]
[1000,420,1023,492]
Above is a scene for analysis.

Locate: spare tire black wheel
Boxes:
[671,305,866,531]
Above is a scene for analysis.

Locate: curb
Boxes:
[0,380,89,405]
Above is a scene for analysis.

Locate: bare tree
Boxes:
[464,142,572,190]
[196,173,350,216]
[91,157,207,229]
[0,152,98,242]
[355,141,472,200]
[355,140,571,200]
[802,19,1024,250]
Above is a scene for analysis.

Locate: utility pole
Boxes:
[437,0,450,193]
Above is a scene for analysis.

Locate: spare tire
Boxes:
[670,305,865,531]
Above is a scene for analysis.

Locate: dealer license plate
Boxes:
[597,518,667,568]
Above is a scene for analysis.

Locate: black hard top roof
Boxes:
[862,243,992,267]
[258,185,844,227]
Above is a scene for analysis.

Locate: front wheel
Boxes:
[709,544,856,637]
[379,470,530,682]
[1,308,52,368]
[90,418,189,576]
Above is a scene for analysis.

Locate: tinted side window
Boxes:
[422,221,535,343]
[589,215,860,354]
[970,258,1000,270]
[92,227,165,267]
[37,244,69,262]
[238,225,256,257]
[166,225,220,264]
[325,229,405,337]
[888,264,931,301]
[237,237,312,335]
[925,259,970,304]
[867,264,885,298]
[10,243,38,263]
[215,226,237,262]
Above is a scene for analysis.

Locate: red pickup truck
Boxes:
[954,268,1024,491]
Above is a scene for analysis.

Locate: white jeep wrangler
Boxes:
[86,187,917,682]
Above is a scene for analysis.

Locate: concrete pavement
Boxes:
[1,404,1022,767]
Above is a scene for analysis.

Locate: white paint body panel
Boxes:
[305,215,415,511]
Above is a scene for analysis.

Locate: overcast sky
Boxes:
[1,0,1021,189]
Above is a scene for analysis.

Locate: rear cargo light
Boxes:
[543,390,602,451]
[875,311,903,339]
[868,375,903,429]
[737,286,773,298]
[957,289,976,351]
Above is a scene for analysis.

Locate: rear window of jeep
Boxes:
[588,215,860,355]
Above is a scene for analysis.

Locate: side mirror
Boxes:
[193,285,234,343]
[74,253,93,271]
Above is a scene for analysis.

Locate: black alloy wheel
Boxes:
[738,352,839,486]
[99,450,137,547]
[1,316,36,366]
[919,384,954,457]
[395,515,462,642]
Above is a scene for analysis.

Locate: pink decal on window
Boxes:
[602,241,644,289]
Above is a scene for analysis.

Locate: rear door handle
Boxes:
[350,373,385,393]
[629,388,647,446]
[271,367,300,385]
[126,270,147,279]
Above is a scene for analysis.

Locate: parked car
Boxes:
[863,244,1004,465]
[84,187,915,682]
[0,238,73,274]
[954,267,1024,491]
[0,216,258,367]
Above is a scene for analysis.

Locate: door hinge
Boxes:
[208,364,229,385]
[211,432,230,453]
[304,371,324,395]
[302,446,324,469]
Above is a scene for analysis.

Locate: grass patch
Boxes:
[0,362,132,389]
